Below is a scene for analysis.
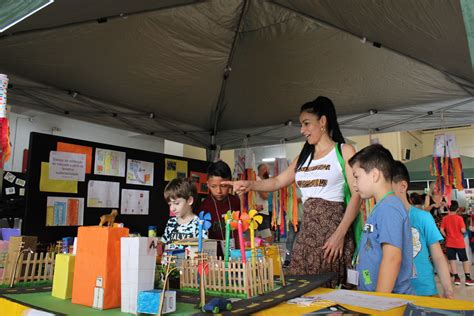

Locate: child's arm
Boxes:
[376,243,401,293]
[440,227,446,237]
[429,242,454,299]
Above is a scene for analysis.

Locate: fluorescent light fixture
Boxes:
[0,0,54,33]
[262,158,275,162]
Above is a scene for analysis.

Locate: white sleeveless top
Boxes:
[295,147,345,203]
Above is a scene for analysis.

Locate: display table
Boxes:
[1,287,474,315]
[254,287,474,316]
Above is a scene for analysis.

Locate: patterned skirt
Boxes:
[285,198,355,288]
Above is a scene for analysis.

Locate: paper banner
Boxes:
[5,187,15,195]
[120,189,149,215]
[94,148,126,177]
[87,180,120,208]
[190,171,208,194]
[164,158,188,181]
[40,162,78,193]
[46,197,84,226]
[126,159,154,186]
[3,171,15,183]
[49,151,86,181]
[57,142,93,173]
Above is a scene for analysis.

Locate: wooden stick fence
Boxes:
[6,251,56,284]
[180,256,274,298]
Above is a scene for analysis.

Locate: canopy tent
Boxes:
[405,155,474,181]
[1,0,474,152]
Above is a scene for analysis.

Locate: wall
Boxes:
[420,126,474,157]
[183,144,206,161]
[164,140,184,157]
[5,110,165,172]
[347,132,401,160]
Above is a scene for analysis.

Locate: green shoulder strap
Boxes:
[335,143,363,248]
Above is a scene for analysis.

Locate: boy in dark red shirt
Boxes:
[440,200,473,286]
[199,161,241,243]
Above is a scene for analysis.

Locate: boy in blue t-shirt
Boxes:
[392,161,453,298]
[348,144,414,294]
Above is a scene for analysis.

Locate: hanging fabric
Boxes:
[430,133,465,204]
[0,74,11,168]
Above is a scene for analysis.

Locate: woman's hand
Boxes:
[442,285,455,299]
[221,180,252,195]
[322,230,344,263]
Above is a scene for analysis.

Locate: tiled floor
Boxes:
[436,260,474,302]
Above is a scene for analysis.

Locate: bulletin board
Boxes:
[23,132,211,243]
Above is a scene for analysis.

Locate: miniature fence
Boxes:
[3,252,57,284]
[180,256,274,298]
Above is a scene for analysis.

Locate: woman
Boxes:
[424,182,448,217]
[225,96,360,287]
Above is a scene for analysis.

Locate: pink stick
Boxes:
[237,220,246,263]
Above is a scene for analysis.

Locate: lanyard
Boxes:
[352,191,394,266]
[211,196,231,239]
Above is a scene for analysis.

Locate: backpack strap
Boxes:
[335,143,351,207]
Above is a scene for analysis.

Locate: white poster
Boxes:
[49,151,86,181]
[46,197,84,226]
[94,148,126,177]
[87,180,120,208]
[121,189,149,215]
[4,171,15,183]
[15,178,26,187]
[126,159,154,186]
[5,187,15,195]
[19,188,25,196]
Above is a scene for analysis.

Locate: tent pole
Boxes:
[270,1,474,86]
[210,0,250,145]
[375,97,474,131]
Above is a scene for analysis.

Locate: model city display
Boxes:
[2,210,286,315]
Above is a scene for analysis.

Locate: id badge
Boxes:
[347,269,359,286]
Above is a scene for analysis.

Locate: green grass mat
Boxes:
[4,291,198,316]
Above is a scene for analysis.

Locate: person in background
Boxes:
[161,178,208,245]
[424,182,448,217]
[470,214,474,261]
[440,201,473,286]
[349,144,414,294]
[409,192,424,209]
[199,161,240,242]
[255,163,273,242]
[392,161,453,298]
[224,96,360,287]
[284,187,303,267]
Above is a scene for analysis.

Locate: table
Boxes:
[255,288,474,315]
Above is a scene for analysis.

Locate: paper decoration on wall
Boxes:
[57,142,93,173]
[190,171,208,194]
[5,187,15,195]
[121,189,149,215]
[49,151,86,181]
[164,158,187,181]
[87,180,120,208]
[15,178,25,186]
[40,162,78,193]
[19,188,25,196]
[4,171,15,183]
[430,133,465,204]
[94,148,126,177]
[46,197,84,226]
[126,159,154,186]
